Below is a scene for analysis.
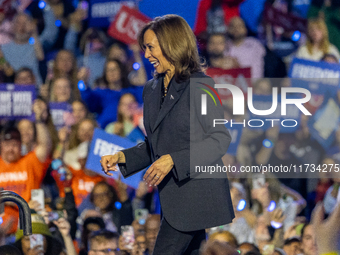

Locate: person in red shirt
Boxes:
[194,0,244,39]
[54,141,105,207]
[0,99,52,234]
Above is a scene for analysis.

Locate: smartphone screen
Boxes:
[121,225,135,250]
[135,209,148,225]
[48,210,64,222]
[31,189,45,212]
[30,234,44,250]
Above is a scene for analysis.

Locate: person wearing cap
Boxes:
[13,213,77,255]
[0,99,52,234]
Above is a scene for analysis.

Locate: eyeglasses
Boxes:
[89,248,120,254]
[92,192,111,199]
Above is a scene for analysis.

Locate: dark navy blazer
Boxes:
[119,71,235,231]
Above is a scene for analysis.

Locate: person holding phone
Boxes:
[0,99,52,234]
[101,14,234,254]
[13,213,63,255]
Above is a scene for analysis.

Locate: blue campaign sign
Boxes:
[226,124,243,156]
[126,126,145,144]
[307,94,340,149]
[89,0,136,27]
[247,94,301,133]
[292,0,310,18]
[0,84,36,120]
[288,58,340,95]
[86,128,144,188]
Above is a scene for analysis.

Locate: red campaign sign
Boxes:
[205,67,252,100]
[263,3,307,32]
[108,5,152,45]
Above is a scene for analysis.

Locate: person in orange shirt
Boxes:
[0,99,52,234]
[54,141,105,207]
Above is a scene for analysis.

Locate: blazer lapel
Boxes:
[147,77,162,132]
[151,77,189,133]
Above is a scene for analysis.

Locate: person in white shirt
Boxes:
[296,18,340,62]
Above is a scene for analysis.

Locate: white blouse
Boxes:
[296,44,340,62]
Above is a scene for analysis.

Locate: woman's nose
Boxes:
[144,48,151,59]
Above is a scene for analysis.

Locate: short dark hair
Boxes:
[1,126,21,142]
[284,237,300,246]
[88,229,119,249]
[14,67,35,82]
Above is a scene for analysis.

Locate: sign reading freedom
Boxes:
[86,128,145,189]
[88,0,136,28]
[0,84,36,120]
[289,57,340,95]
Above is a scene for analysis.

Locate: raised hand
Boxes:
[28,200,43,213]
[33,99,48,122]
[53,214,71,237]
[311,202,340,254]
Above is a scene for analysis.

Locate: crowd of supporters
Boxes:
[1,0,340,254]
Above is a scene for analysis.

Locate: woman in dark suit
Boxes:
[101,14,235,255]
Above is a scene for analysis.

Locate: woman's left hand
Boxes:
[143,154,174,186]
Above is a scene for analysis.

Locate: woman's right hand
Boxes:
[77,67,90,83]
[100,152,126,176]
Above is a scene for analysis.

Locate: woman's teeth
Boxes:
[151,61,159,67]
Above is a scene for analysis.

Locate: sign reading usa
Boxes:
[108,5,152,45]
[86,128,145,189]
[205,67,251,100]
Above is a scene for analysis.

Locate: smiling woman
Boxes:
[100,14,234,254]
[138,16,201,88]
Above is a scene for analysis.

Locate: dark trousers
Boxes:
[152,217,206,255]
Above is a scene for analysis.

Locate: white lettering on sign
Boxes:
[12,92,32,116]
[0,92,11,116]
[78,179,95,192]
[51,109,65,126]
[91,1,135,18]
[291,63,340,86]
[115,11,147,40]
[93,138,124,156]
[0,171,28,182]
